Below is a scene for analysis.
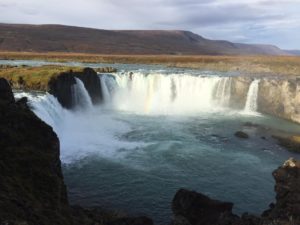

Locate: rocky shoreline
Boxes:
[0,76,300,225]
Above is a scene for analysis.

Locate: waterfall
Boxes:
[99,74,117,103]
[244,79,260,112]
[214,77,232,106]
[72,78,93,110]
[14,92,66,134]
[99,72,233,114]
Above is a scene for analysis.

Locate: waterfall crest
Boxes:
[99,72,233,114]
[244,79,260,112]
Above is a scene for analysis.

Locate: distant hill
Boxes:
[0,23,291,55]
[286,50,300,56]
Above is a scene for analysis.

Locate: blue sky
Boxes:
[0,0,299,49]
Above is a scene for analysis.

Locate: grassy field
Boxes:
[0,65,83,90]
[1,52,300,76]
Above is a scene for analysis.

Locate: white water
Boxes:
[100,72,233,114]
[244,79,260,112]
[72,78,93,110]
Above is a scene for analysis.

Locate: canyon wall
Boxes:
[257,78,300,124]
[230,76,300,124]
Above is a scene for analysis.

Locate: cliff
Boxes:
[0,78,71,224]
[257,78,300,124]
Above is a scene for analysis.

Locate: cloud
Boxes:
[0,0,299,49]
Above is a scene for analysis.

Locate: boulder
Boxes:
[172,189,237,225]
[234,131,249,139]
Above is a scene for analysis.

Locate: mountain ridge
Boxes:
[0,23,292,55]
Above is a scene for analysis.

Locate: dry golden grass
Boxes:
[0,65,83,90]
[1,52,300,76]
[0,52,300,91]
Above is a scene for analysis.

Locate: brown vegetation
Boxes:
[1,52,300,76]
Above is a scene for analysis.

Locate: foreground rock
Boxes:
[262,158,300,223]
[172,189,237,225]
[0,78,153,225]
[49,67,103,109]
[172,158,300,225]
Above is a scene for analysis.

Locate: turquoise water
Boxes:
[62,110,300,224]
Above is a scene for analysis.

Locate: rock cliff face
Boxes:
[230,76,252,109]
[49,68,102,109]
[229,76,300,124]
[257,78,300,124]
[0,78,71,225]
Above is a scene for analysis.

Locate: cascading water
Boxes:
[14,92,66,133]
[71,78,93,110]
[244,79,260,112]
[99,72,233,114]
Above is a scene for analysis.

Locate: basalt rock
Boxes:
[0,78,15,104]
[0,79,71,225]
[172,189,238,225]
[48,68,102,109]
[48,72,76,109]
[262,158,300,224]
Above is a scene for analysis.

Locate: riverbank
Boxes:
[1,52,300,76]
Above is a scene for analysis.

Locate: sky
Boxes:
[0,0,299,49]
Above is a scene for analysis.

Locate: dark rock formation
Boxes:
[235,131,249,139]
[48,72,76,109]
[262,158,300,223]
[172,189,237,225]
[0,78,153,225]
[172,158,300,225]
[0,78,15,103]
[0,78,72,225]
[75,67,103,105]
[48,68,102,109]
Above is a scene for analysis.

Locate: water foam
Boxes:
[100,72,233,115]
